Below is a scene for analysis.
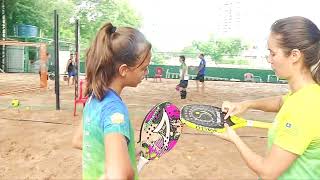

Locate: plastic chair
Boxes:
[267,75,279,83]
[244,73,254,82]
[154,67,163,82]
[166,69,179,79]
[74,79,88,116]
[253,76,263,83]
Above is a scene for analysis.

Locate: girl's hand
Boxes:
[222,101,250,119]
[135,145,142,160]
[212,123,239,143]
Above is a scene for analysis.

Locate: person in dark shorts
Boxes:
[177,55,189,99]
[196,53,206,91]
[65,54,76,86]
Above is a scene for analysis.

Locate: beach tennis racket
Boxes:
[181,104,271,133]
[137,102,183,172]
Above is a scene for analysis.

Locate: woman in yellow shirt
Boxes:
[214,16,320,179]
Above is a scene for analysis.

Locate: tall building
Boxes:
[216,0,241,37]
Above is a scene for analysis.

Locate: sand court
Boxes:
[0,73,289,179]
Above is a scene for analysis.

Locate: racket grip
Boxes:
[137,156,149,173]
[249,120,272,129]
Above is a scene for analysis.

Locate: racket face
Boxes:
[139,102,182,160]
[181,104,235,133]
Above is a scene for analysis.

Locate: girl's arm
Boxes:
[72,120,83,150]
[102,133,134,180]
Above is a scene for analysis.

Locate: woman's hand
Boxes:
[222,101,250,119]
[213,123,239,143]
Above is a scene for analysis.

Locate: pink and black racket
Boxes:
[137,102,183,172]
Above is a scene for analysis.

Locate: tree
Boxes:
[72,0,142,49]
[5,0,142,62]
[181,37,246,63]
[181,45,199,58]
[222,38,243,56]
[6,0,50,36]
[5,0,141,41]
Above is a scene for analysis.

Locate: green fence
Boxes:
[147,65,275,82]
[79,63,277,82]
[80,61,85,73]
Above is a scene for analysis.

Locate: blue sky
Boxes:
[129,0,320,51]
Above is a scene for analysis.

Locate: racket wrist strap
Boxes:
[137,156,149,173]
[247,120,254,127]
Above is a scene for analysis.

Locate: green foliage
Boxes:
[181,46,199,58]
[5,0,142,55]
[6,0,49,36]
[219,57,249,65]
[151,48,168,65]
[72,0,142,49]
[151,53,166,65]
[5,0,248,66]
[181,37,247,63]
[237,59,249,65]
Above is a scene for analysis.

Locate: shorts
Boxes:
[178,80,188,88]
[68,71,76,77]
[196,74,205,82]
[39,71,48,80]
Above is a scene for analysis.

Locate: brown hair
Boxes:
[85,22,151,100]
[179,55,185,62]
[271,16,320,83]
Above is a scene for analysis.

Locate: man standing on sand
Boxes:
[195,53,206,91]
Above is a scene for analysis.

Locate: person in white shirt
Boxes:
[177,55,189,99]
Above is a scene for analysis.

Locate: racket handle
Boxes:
[137,156,149,173]
[247,120,272,129]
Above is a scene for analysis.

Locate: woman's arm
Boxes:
[214,124,297,179]
[232,134,298,179]
[245,96,283,112]
[72,120,83,150]
[101,133,134,180]
[223,96,284,118]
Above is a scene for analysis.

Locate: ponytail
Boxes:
[312,44,320,84]
[85,22,151,100]
[85,23,117,100]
